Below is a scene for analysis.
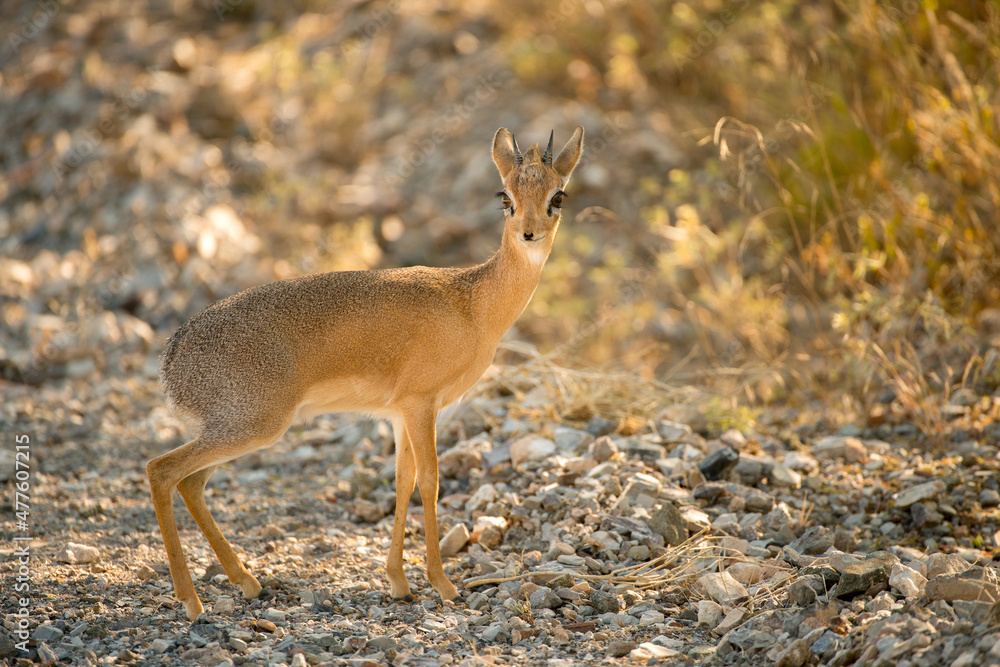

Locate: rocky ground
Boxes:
[2,359,999,666]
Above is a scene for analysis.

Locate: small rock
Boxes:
[480,622,507,642]
[657,420,693,442]
[639,610,665,626]
[893,480,946,508]
[213,596,236,614]
[925,552,972,579]
[588,589,621,614]
[528,586,563,609]
[606,639,635,657]
[744,487,776,513]
[465,483,499,512]
[564,456,596,473]
[467,592,490,611]
[557,554,585,566]
[733,453,768,485]
[889,562,927,598]
[31,626,64,642]
[471,516,507,547]
[925,566,1000,603]
[136,564,158,582]
[788,526,834,555]
[630,642,679,660]
[787,575,827,606]
[149,638,172,652]
[366,635,397,651]
[37,643,59,664]
[645,500,688,546]
[554,426,594,452]
[510,436,556,466]
[589,435,619,462]
[835,552,898,598]
[264,608,287,623]
[626,544,650,560]
[768,463,802,489]
[698,446,739,480]
[775,638,811,667]
[979,488,1000,507]
[621,472,661,499]
[586,416,617,436]
[680,507,712,532]
[353,498,386,523]
[262,524,285,539]
[698,600,724,628]
[439,523,470,557]
[812,436,869,463]
[783,451,819,473]
[116,649,139,663]
[57,542,100,564]
[762,503,794,533]
[438,438,488,478]
[254,619,277,633]
[697,571,748,604]
[713,607,748,635]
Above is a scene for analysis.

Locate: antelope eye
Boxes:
[497,192,512,209]
[551,192,564,208]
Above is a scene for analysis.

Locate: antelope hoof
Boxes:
[182,597,204,622]
[389,579,412,600]
[433,579,459,602]
[238,575,262,599]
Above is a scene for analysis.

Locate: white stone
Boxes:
[889,563,927,598]
[713,607,749,635]
[638,610,665,626]
[263,608,286,623]
[697,571,748,604]
[680,507,711,531]
[783,451,819,472]
[630,642,679,661]
[893,480,945,508]
[768,463,802,489]
[465,483,499,512]
[472,516,508,547]
[149,638,172,652]
[57,543,100,564]
[440,523,470,557]
[698,599,724,628]
[213,596,236,614]
[510,436,556,466]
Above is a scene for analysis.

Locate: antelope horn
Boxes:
[542,130,554,167]
[511,133,523,166]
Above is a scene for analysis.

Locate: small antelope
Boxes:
[148,126,584,620]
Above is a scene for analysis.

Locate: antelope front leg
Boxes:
[404,408,459,601]
[387,418,416,599]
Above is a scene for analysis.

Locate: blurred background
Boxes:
[2,0,999,433]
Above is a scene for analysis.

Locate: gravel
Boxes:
[4,374,1000,666]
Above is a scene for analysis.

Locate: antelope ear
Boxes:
[553,126,584,184]
[492,128,517,180]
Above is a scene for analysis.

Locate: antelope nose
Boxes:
[522,232,534,241]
